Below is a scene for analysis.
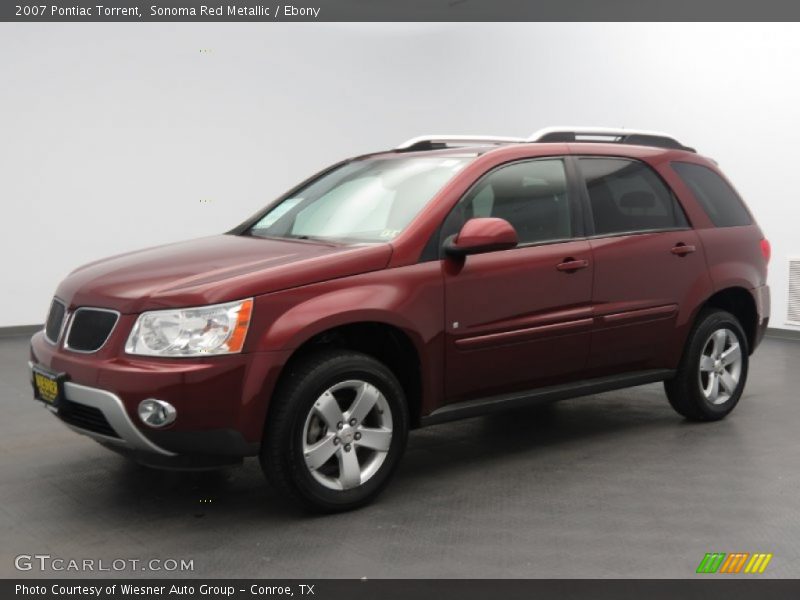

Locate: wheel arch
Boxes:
[698,286,758,353]
[267,319,427,430]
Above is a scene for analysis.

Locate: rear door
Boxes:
[442,157,594,403]
[575,157,712,374]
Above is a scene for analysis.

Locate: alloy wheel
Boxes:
[302,380,393,491]
[698,328,743,405]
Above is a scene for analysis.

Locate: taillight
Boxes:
[760,238,771,263]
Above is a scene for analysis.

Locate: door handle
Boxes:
[556,258,589,272]
[670,243,696,257]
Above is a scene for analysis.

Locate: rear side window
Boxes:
[671,162,752,227]
[579,158,688,236]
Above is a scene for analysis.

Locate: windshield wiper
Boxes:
[279,233,345,245]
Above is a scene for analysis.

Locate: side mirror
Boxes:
[444,217,518,258]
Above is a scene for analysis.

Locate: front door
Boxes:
[442,157,594,403]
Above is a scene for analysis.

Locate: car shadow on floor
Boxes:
[74,385,709,519]
[396,390,692,476]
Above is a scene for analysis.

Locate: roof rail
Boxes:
[395,135,526,152]
[528,126,695,152]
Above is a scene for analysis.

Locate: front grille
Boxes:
[44,299,66,343]
[65,308,118,352]
[58,398,120,438]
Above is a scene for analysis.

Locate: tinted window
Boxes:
[579,158,688,235]
[671,162,752,227]
[447,159,573,245]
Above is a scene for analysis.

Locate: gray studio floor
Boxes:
[1,333,798,579]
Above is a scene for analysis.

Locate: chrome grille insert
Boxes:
[44,299,67,345]
[64,308,119,353]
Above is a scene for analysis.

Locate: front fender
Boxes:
[261,285,426,352]
[245,263,446,417]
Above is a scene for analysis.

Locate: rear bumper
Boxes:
[752,284,770,351]
[29,331,291,464]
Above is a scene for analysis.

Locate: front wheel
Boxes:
[665,309,749,421]
[260,350,408,513]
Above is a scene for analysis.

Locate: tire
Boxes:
[664,309,749,421]
[260,350,409,513]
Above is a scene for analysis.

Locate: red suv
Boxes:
[30,127,770,512]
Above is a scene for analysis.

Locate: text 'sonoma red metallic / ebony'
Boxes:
[29,127,770,511]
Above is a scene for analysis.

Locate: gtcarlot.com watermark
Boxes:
[15,554,194,573]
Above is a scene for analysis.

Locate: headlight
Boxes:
[125,298,253,357]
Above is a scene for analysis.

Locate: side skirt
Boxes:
[421,369,676,426]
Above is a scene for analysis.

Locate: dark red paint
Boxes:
[29,141,770,457]
[448,217,518,255]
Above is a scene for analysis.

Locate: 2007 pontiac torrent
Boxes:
[30,127,770,512]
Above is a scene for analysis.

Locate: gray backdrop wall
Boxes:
[1,23,798,329]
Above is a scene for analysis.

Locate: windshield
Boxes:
[248,156,472,243]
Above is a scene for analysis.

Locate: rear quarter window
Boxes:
[671,162,752,227]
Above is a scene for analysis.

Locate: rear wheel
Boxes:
[260,350,408,512]
[665,309,749,421]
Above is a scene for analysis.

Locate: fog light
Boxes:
[138,399,176,428]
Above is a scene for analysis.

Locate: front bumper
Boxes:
[29,330,291,464]
[29,362,176,456]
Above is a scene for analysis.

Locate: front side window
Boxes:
[444,159,573,246]
[579,158,688,236]
[248,156,472,243]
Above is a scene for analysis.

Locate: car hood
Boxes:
[55,234,393,313]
